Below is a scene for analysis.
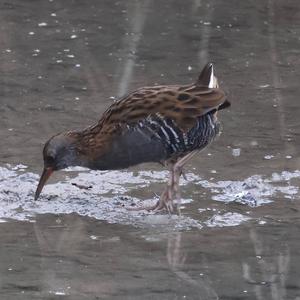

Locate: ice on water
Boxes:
[0,165,299,229]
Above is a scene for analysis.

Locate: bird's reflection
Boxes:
[33,216,96,297]
[167,232,187,271]
[242,227,290,300]
[166,232,220,300]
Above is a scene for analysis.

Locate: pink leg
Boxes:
[127,151,198,214]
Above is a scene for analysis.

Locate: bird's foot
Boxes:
[125,198,169,212]
[152,188,175,214]
[151,187,181,215]
[125,198,160,212]
[180,168,188,181]
[126,187,180,215]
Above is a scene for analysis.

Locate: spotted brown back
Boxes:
[99,84,226,132]
[76,70,228,160]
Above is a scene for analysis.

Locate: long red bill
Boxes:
[34,167,53,200]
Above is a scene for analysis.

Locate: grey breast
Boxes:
[92,112,219,170]
[93,123,168,170]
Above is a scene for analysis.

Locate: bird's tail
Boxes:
[218,99,231,111]
[197,62,218,88]
[197,63,230,110]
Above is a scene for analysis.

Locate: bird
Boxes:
[35,63,230,213]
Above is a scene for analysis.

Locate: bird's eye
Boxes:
[45,155,55,165]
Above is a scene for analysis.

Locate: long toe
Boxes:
[126,186,177,214]
[153,189,169,212]
[175,202,181,216]
[160,187,175,214]
[165,199,174,215]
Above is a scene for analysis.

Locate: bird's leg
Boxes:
[153,168,175,213]
[172,165,182,214]
[171,151,199,214]
[126,168,174,212]
[127,151,198,213]
[154,151,198,213]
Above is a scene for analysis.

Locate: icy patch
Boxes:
[270,170,300,182]
[140,214,202,230]
[205,212,251,227]
[54,292,66,296]
[49,290,68,296]
[0,166,299,228]
[264,155,274,160]
[232,148,241,157]
[0,166,201,229]
[197,172,299,206]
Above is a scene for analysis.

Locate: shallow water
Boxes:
[1,0,300,299]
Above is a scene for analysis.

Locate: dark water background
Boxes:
[0,0,300,299]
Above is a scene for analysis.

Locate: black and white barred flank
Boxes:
[139,112,220,156]
[92,111,220,170]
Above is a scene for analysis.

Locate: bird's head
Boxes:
[35,132,82,200]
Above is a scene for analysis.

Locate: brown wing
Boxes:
[77,83,226,158]
[99,84,226,132]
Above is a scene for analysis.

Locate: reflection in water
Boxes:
[195,0,212,68]
[242,227,290,300]
[167,232,219,300]
[33,217,117,297]
[33,218,86,296]
[116,1,151,97]
[267,0,289,162]
[1,208,298,299]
